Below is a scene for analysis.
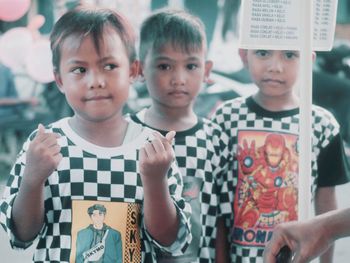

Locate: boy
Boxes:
[212,49,350,262]
[0,7,191,262]
[130,9,233,262]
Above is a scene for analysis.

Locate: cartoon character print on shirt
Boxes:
[232,131,299,247]
[71,200,141,263]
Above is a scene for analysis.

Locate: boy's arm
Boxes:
[216,216,230,263]
[8,124,62,243]
[314,186,337,263]
[212,124,235,262]
[139,131,181,246]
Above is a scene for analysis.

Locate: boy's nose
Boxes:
[88,72,106,89]
[268,57,284,72]
[170,70,186,86]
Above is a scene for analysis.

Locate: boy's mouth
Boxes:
[262,78,285,85]
[84,95,112,101]
[168,90,188,96]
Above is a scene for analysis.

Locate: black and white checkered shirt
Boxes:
[0,117,192,263]
[130,109,233,263]
[212,96,349,263]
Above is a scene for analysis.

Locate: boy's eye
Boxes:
[187,64,198,70]
[255,50,270,58]
[104,64,117,71]
[157,64,171,71]
[72,67,86,74]
[284,51,299,60]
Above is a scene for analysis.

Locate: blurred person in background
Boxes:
[0,63,39,122]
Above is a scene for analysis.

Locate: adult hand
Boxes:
[263,219,332,263]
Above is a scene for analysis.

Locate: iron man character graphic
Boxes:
[234,132,299,234]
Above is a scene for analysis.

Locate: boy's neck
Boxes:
[145,105,197,132]
[69,115,128,147]
[253,92,299,112]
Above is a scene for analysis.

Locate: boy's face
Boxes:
[54,26,137,122]
[140,43,212,110]
[240,49,300,98]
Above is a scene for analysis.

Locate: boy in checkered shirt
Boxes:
[0,7,191,262]
[212,49,350,263]
[129,8,233,263]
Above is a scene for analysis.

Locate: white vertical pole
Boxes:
[298,0,314,222]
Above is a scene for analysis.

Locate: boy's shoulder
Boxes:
[197,117,232,147]
[201,116,227,134]
[201,115,220,127]
[312,104,339,129]
[216,96,247,110]
[312,104,337,119]
[210,96,248,120]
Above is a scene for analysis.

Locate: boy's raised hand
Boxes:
[139,131,176,180]
[24,124,62,185]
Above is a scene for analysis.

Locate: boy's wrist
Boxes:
[321,210,342,242]
[22,172,46,190]
[141,174,168,191]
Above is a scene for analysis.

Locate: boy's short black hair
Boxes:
[87,204,107,215]
[139,8,207,62]
[50,7,136,73]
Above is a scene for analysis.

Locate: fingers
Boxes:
[251,140,255,151]
[35,124,61,142]
[37,123,45,136]
[243,139,248,150]
[151,131,175,151]
[142,137,165,157]
[139,131,175,179]
[291,246,307,263]
[263,240,283,263]
[25,124,63,181]
[31,124,62,158]
[263,249,277,263]
[263,227,290,263]
[165,130,176,143]
[140,131,175,163]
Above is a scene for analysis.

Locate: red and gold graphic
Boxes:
[232,131,299,247]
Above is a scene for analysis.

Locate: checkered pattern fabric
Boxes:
[0,117,191,263]
[130,109,233,263]
[211,96,349,263]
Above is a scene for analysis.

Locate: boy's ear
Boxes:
[138,61,144,77]
[137,61,146,82]
[312,51,317,62]
[54,71,65,94]
[204,60,213,83]
[238,48,248,67]
[129,60,140,83]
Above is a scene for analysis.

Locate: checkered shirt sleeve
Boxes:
[141,162,192,257]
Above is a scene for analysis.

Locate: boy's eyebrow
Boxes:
[98,56,117,63]
[153,55,201,62]
[65,59,87,65]
[65,56,117,65]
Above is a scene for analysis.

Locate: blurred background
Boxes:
[0,0,349,262]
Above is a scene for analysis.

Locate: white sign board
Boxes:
[238,0,338,51]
